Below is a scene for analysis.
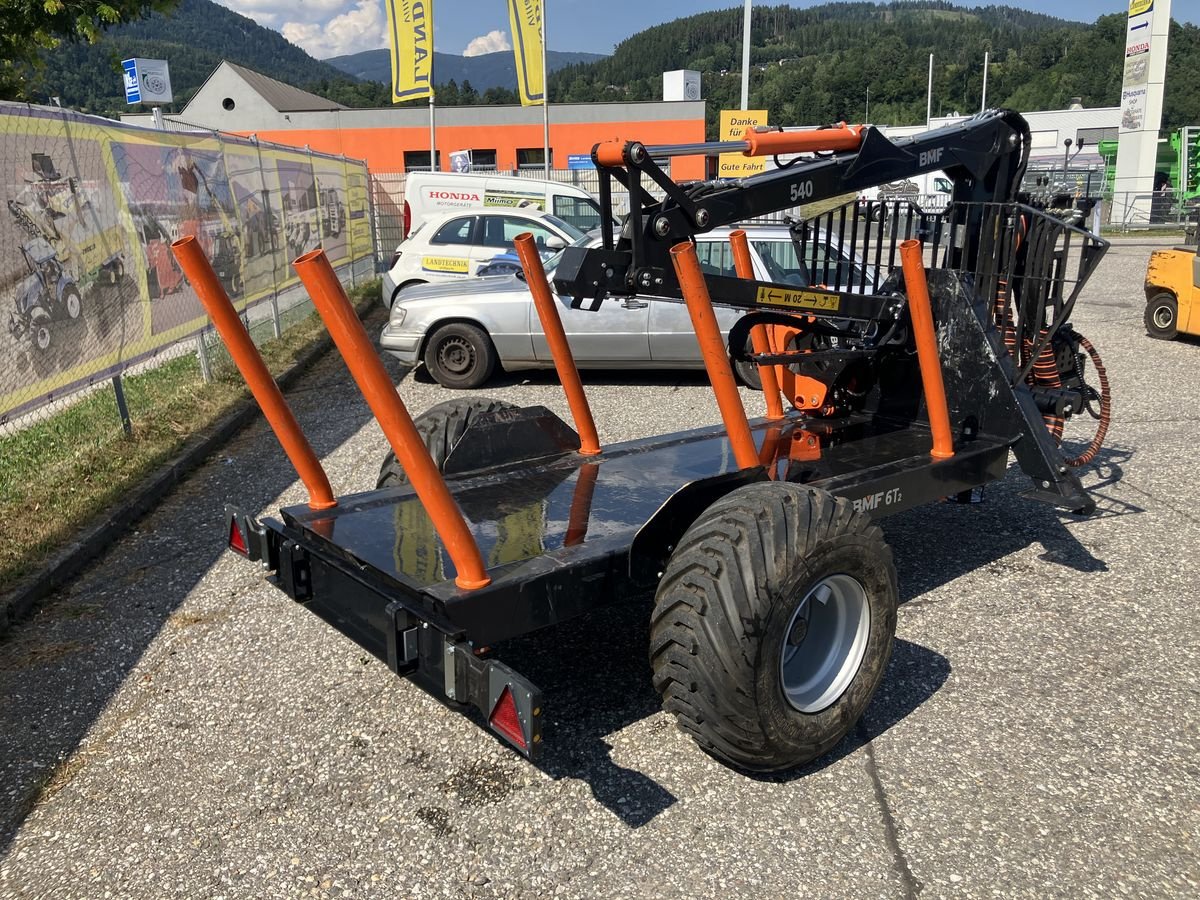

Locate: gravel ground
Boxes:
[1,238,1198,899]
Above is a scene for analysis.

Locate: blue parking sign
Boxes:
[122,59,141,104]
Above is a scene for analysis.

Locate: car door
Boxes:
[649,237,748,361]
[418,215,478,281]
[472,214,563,276]
[531,276,650,364]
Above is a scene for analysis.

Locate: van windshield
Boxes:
[552,196,615,233]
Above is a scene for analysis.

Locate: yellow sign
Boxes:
[421,255,470,273]
[718,109,768,179]
[385,0,434,102]
[508,0,544,106]
[754,286,842,313]
[1128,0,1153,15]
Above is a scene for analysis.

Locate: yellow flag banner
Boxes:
[508,0,544,106]
[385,0,434,102]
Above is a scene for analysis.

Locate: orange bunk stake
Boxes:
[670,241,760,471]
[729,230,784,420]
[898,240,955,460]
[291,249,491,590]
[171,236,336,511]
[513,233,601,456]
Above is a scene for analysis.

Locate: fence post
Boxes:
[111,375,132,437]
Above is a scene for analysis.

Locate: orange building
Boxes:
[125,62,707,180]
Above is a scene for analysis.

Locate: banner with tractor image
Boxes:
[0,102,373,425]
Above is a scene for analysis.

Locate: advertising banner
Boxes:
[508,0,545,107]
[1112,0,1172,209]
[0,102,372,425]
[718,110,768,179]
[385,0,434,103]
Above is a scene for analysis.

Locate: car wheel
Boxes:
[63,286,82,319]
[1144,292,1178,340]
[733,336,763,391]
[423,322,498,389]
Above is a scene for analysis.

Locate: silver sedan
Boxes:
[379,225,877,389]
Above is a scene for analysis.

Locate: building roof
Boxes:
[216,61,346,112]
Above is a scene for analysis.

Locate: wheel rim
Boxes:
[779,573,871,713]
[35,326,51,351]
[65,291,80,319]
[436,335,475,376]
[1152,305,1174,329]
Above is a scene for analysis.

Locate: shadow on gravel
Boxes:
[495,598,675,829]
[0,334,402,858]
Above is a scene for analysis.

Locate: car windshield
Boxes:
[540,213,588,243]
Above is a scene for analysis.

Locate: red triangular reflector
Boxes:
[488,685,527,750]
[228,518,249,555]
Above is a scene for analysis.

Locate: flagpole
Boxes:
[541,1,549,178]
[430,92,437,171]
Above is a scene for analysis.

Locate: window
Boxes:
[480,215,558,250]
[403,150,442,172]
[430,216,475,245]
[761,237,868,291]
[470,149,497,168]
[553,196,605,231]
[695,240,737,278]
[517,148,552,169]
[1076,127,1118,147]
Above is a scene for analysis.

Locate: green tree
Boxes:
[1,0,178,99]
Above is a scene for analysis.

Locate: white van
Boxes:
[402,172,610,238]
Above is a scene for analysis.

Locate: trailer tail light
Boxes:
[228,517,249,556]
[488,686,527,750]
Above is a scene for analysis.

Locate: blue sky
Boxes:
[215,1,1199,60]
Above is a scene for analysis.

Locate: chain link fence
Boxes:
[1,101,376,437]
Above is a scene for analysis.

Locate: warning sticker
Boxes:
[421,255,470,273]
[754,286,841,312]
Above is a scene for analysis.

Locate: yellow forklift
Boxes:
[1144,245,1200,340]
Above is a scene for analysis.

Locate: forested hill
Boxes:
[21,0,364,116]
[549,2,1200,136]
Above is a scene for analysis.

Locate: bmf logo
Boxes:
[919,147,944,167]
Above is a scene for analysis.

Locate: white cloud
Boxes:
[215,0,347,29]
[463,30,511,57]
[281,0,388,59]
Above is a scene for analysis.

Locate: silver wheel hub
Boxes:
[780,574,871,713]
[1153,306,1173,328]
[438,336,475,375]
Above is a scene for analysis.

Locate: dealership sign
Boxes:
[121,58,173,105]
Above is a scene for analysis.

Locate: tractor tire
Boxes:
[424,322,499,389]
[1144,292,1179,341]
[62,285,82,320]
[650,482,897,772]
[31,309,52,352]
[377,397,518,488]
[733,337,763,391]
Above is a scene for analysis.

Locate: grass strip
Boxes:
[0,280,381,589]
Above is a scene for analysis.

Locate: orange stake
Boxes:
[899,240,955,460]
[292,249,490,590]
[513,233,601,456]
[171,236,336,511]
[729,230,784,420]
[670,241,760,471]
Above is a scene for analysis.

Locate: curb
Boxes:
[0,299,374,637]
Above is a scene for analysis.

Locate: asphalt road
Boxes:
[2,239,1198,899]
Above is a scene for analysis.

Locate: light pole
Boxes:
[740,0,752,111]
[865,87,870,124]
